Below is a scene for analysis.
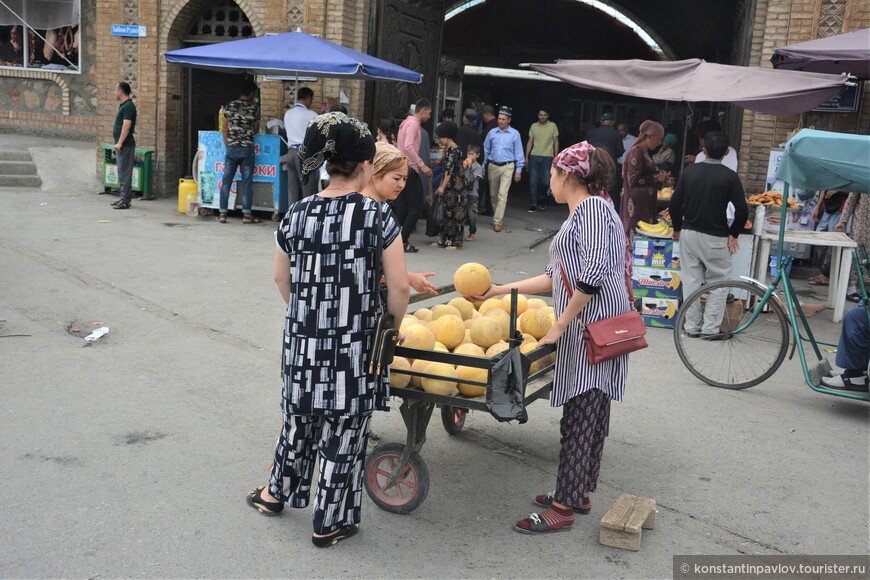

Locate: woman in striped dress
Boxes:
[245,113,410,547]
[472,141,631,535]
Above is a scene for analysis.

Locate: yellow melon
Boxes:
[410,358,430,388]
[463,329,472,343]
[521,341,547,374]
[486,341,509,358]
[431,304,462,320]
[456,365,488,397]
[433,314,465,350]
[453,342,486,357]
[470,317,502,349]
[526,298,549,310]
[453,262,492,297]
[402,324,436,352]
[447,297,476,320]
[421,362,458,396]
[521,308,554,340]
[400,318,421,333]
[485,307,511,341]
[500,293,528,316]
[464,318,475,330]
[389,357,412,388]
[413,308,433,321]
[471,309,482,319]
[521,333,538,345]
[478,298,503,315]
[433,341,449,352]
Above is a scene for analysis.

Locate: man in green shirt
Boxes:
[524,109,559,212]
[112,82,137,209]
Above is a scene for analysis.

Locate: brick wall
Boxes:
[740,0,869,193]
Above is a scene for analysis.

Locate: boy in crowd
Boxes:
[464,144,484,241]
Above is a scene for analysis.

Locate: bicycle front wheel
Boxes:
[673,281,789,389]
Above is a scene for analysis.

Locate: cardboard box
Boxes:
[631,267,682,300]
[639,298,680,329]
[632,234,680,269]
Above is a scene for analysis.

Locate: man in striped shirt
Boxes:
[393,98,433,253]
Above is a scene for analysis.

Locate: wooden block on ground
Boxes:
[599,493,657,551]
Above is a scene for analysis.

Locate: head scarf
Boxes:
[553,141,596,178]
[373,142,407,176]
[663,133,678,148]
[638,120,665,141]
[298,112,375,181]
[553,141,613,205]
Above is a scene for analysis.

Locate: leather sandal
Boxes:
[243,214,262,224]
[246,486,284,516]
[218,214,227,224]
[513,512,572,535]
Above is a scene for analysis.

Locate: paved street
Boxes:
[1,136,867,578]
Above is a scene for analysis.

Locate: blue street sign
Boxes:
[111,24,147,38]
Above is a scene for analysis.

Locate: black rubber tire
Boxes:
[440,405,466,435]
[364,442,430,514]
[673,280,790,389]
[197,206,211,217]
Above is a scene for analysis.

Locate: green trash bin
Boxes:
[102,145,154,199]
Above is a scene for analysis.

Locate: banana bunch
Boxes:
[637,221,673,237]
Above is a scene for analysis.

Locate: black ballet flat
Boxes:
[312,524,359,548]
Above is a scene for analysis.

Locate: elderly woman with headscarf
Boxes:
[620,120,666,235]
[246,113,410,548]
[472,142,632,535]
[653,133,678,171]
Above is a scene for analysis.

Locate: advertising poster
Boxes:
[197,132,283,211]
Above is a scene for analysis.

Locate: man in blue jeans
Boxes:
[219,79,260,224]
[524,109,559,212]
[821,303,869,391]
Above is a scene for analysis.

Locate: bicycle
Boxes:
[673,243,869,402]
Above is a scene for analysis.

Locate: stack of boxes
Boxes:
[631,234,683,328]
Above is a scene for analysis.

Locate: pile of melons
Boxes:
[390,263,556,397]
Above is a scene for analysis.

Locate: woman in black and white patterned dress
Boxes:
[472,142,631,536]
[246,113,410,548]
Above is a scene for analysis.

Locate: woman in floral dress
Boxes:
[432,121,466,250]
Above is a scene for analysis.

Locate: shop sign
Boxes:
[111,25,147,38]
[813,82,861,113]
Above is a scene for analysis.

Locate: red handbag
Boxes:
[559,267,648,365]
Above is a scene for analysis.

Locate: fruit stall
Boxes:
[365,263,559,514]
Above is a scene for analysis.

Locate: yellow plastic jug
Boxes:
[178,178,197,214]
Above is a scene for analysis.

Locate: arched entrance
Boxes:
[157,0,263,196]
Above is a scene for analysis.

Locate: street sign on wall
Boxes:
[111,25,147,38]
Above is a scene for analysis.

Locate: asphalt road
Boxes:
[1,137,867,578]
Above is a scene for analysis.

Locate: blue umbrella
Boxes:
[164,31,422,83]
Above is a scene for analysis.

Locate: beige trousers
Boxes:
[488,162,515,225]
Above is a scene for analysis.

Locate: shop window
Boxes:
[0,0,81,74]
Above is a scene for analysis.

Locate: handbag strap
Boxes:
[559,264,634,305]
[373,203,385,311]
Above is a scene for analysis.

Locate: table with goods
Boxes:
[364,263,559,514]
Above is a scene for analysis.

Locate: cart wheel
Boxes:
[440,405,466,435]
[271,212,281,222]
[365,442,430,514]
[197,207,211,217]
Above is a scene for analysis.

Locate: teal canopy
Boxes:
[776,129,870,193]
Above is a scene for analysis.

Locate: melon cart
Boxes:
[364,289,557,514]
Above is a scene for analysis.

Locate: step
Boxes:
[0,150,32,162]
[0,160,38,175]
[0,174,42,188]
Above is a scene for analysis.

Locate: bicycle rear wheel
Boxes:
[674,281,789,389]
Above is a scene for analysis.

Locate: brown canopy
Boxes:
[527,59,851,116]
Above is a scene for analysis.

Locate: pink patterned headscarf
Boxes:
[552,141,613,205]
[553,140,595,177]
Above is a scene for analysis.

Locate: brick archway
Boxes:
[155,0,264,196]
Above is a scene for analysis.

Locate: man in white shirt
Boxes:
[283,87,318,202]
[616,121,636,165]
